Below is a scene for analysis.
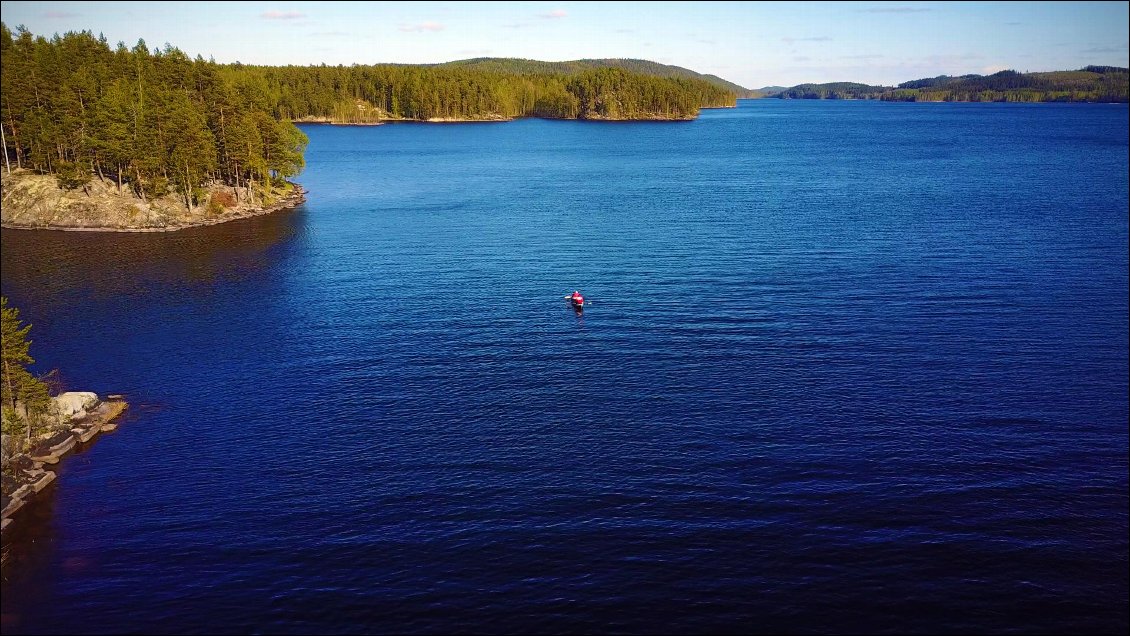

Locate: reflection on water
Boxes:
[1,206,307,313]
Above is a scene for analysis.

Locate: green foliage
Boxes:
[2,407,27,438]
[55,159,92,190]
[0,23,307,207]
[1,297,51,437]
[1,297,34,376]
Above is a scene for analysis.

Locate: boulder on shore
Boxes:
[53,392,99,419]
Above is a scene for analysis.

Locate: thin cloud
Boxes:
[261,10,306,20]
[399,22,445,32]
[540,9,567,19]
[44,10,79,19]
[1081,45,1128,54]
[503,22,530,29]
[858,6,932,13]
[793,56,811,62]
[781,36,832,44]
[844,54,885,60]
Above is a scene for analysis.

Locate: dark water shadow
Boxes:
[1,206,308,313]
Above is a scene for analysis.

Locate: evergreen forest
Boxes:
[0,24,736,204]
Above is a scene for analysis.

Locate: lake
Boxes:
[1,100,1127,634]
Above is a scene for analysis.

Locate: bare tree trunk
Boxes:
[6,108,23,169]
[135,165,147,204]
[1,122,10,175]
[2,354,16,412]
[184,163,193,212]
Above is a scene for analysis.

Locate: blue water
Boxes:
[2,100,1127,634]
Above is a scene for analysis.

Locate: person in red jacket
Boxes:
[570,290,584,307]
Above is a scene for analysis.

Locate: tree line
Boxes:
[1,25,738,197]
[772,68,1129,103]
[232,60,735,122]
[880,68,1129,103]
[1,24,308,208]
[774,82,887,100]
[438,57,754,98]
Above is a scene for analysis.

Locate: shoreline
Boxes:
[1,395,129,538]
[0,184,307,234]
[289,108,737,125]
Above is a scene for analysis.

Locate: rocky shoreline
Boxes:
[1,393,128,536]
[1,186,307,233]
[290,110,731,124]
[1,169,307,233]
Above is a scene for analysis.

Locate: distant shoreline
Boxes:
[288,108,737,125]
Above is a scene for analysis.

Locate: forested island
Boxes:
[0,24,739,230]
[768,67,1129,102]
[281,57,743,123]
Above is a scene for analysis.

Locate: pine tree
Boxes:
[1,297,51,445]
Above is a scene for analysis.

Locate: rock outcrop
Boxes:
[1,169,305,232]
[53,391,100,420]
[1,395,128,535]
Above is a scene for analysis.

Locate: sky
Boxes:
[1,1,1127,88]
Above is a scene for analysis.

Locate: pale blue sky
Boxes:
[2,1,1127,88]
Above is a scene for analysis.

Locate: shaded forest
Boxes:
[772,67,1129,102]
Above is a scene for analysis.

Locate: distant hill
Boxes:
[774,67,1128,102]
[748,86,789,98]
[438,57,756,98]
[776,82,890,100]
